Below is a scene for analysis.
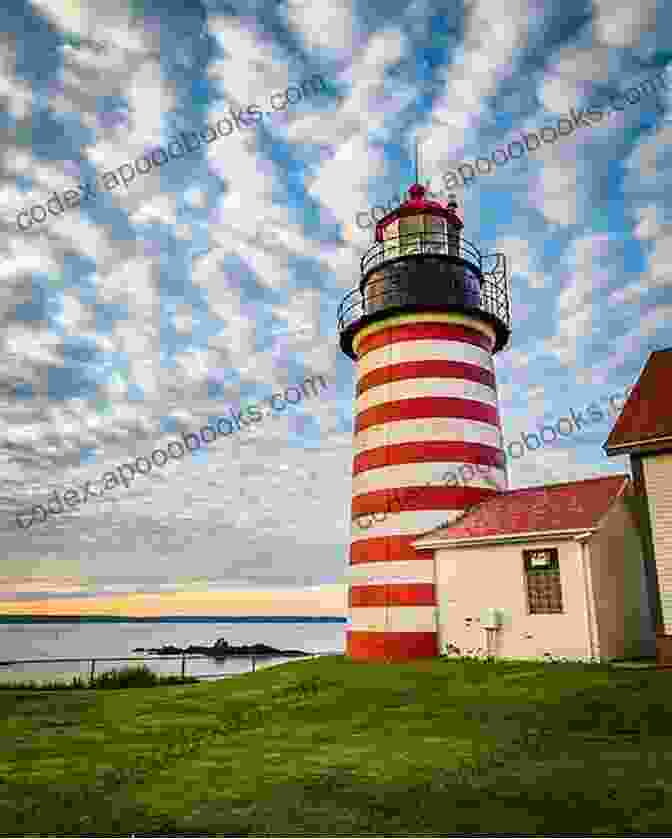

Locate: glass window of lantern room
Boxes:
[425,215,447,255]
[382,219,400,261]
[399,214,425,256]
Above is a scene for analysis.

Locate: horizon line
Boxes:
[0,614,348,622]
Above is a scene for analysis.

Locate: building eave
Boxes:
[412,527,597,551]
[604,433,672,457]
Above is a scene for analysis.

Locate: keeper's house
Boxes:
[604,347,672,666]
[413,474,656,661]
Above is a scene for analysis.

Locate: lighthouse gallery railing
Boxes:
[338,231,510,335]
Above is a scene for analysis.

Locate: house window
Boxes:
[523,548,563,614]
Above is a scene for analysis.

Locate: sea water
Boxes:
[0,617,346,684]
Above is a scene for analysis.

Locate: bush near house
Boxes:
[2,656,672,835]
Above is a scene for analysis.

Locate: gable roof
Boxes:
[413,474,629,546]
[604,348,672,455]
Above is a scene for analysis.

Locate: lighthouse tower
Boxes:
[337,182,512,661]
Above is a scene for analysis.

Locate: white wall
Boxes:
[643,453,672,634]
[435,539,594,659]
[588,489,656,658]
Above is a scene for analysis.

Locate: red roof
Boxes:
[374,183,463,242]
[604,348,672,454]
[416,474,629,543]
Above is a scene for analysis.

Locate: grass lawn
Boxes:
[2,655,672,836]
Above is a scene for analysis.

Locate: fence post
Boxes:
[181,655,186,679]
[251,656,255,673]
[90,659,96,683]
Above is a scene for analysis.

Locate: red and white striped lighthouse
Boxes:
[337,183,512,661]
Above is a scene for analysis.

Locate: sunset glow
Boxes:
[0,584,348,618]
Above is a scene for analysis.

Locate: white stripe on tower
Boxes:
[349,509,465,541]
[351,461,507,496]
[346,558,436,582]
[354,417,503,456]
[356,377,499,413]
[346,312,508,661]
[350,606,437,633]
[356,338,495,379]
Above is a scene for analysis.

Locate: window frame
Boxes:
[522,547,563,615]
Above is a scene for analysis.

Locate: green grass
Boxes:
[2,656,672,835]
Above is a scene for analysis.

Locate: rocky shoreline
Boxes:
[132,638,311,658]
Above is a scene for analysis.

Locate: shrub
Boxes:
[0,666,198,691]
[0,676,87,690]
[441,643,495,663]
[91,665,199,688]
[91,665,160,688]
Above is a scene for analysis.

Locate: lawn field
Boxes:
[2,655,672,836]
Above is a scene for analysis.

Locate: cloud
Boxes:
[284,0,355,55]
[592,0,660,48]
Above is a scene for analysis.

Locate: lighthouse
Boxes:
[338,182,512,661]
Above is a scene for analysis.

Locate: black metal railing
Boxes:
[338,251,510,338]
[0,652,344,684]
[360,231,483,277]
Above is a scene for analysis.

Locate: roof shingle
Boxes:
[415,474,629,543]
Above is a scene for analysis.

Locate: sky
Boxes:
[0,0,670,617]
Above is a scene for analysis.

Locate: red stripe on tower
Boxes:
[351,485,500,518]
[349,535,437,565]
[356,321,494,355]
[348,632,438,660]
[349,583,436,607]
[357,359,497,396]
[353,440,505,475]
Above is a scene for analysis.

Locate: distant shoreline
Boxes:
[0,615,347,624]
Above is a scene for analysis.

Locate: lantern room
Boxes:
[374,182,463,253]
[338,183,511,360]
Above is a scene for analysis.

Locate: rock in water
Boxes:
[138,639,311,657]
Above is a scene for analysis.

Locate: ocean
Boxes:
[0,617,346,684]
